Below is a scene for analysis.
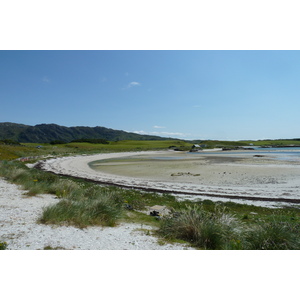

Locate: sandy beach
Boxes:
[38,150,300,206]
[0,178,193,250]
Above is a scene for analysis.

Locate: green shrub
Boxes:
[0,241,8,250]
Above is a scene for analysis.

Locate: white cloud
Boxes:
[158,131,190,137]
[127,81,141,88]
[153,125,166,129]
[133,130,148,135]
[133,130,190,138]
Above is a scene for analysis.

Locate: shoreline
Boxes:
[37,150,300,206]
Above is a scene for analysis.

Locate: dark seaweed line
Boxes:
[35,162,300,204]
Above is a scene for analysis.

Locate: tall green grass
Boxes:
[1,159,300,248]
[39,191,123,227]
[0,160,78,196]
[241,217,300,250]
[0,160,124,228]
[159,204,243,249]
[158,205,300,250]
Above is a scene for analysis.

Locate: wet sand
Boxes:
[38,150,300,204]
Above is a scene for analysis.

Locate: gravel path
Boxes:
[0,178,193,250]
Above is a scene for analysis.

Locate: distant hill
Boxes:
[0,122,172,143]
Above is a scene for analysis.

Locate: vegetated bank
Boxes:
[1,139,300,250]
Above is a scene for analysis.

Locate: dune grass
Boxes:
[0,160,125,228]
[39,191,124,227]
[1,155,300,249]
[159,204,243,249]
[158,203,300,250]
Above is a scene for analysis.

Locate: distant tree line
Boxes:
[70,138,109,144]
[50,138,109,145]
[0,139,21,145]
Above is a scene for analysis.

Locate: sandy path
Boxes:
[37,151,300,204]
[0,178,193,250]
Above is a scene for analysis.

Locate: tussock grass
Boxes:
[159,205,242,249]
[0,160,124,227]
[39,192,123,227]
[158,204,300,250]
[241,217,300,250]
[1,159,300,248]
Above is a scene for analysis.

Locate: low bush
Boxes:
[0,241,8,250]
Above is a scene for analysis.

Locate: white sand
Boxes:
[2,150,299,249]
[0,178,193,250]
[38,151,300,204]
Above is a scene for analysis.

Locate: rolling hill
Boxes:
[0,122,172,143]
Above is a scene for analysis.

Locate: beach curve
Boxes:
[36,151,300,204]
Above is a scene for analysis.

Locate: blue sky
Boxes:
[1,50,300,141]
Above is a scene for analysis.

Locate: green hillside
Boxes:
[0,122,174,143]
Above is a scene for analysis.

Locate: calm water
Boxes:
[90,148,300,165]
[191,147,300,162]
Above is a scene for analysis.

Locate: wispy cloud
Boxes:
[158,131,190,138]
[127,81,141,88]
[42,76,50,83]
[133,130,190,138]
[153,125,166,129]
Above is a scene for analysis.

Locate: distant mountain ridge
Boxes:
[0,122,172,143]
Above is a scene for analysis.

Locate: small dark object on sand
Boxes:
[150,210,160,216]
[125,204,133,210]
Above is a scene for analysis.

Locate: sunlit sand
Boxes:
[39,150,300,205]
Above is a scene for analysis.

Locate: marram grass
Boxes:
[39,193,123,228]
[1,160,300,249]
[158,204,300,250]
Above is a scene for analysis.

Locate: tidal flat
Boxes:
[40,150,300,206]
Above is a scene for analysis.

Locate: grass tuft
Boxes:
[159,204,242,249]
[39,190,124,228]
[1,158,300,249]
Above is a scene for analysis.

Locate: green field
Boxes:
[2,138,300,161]
[245,139,300,147]
[0,140,193,161]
